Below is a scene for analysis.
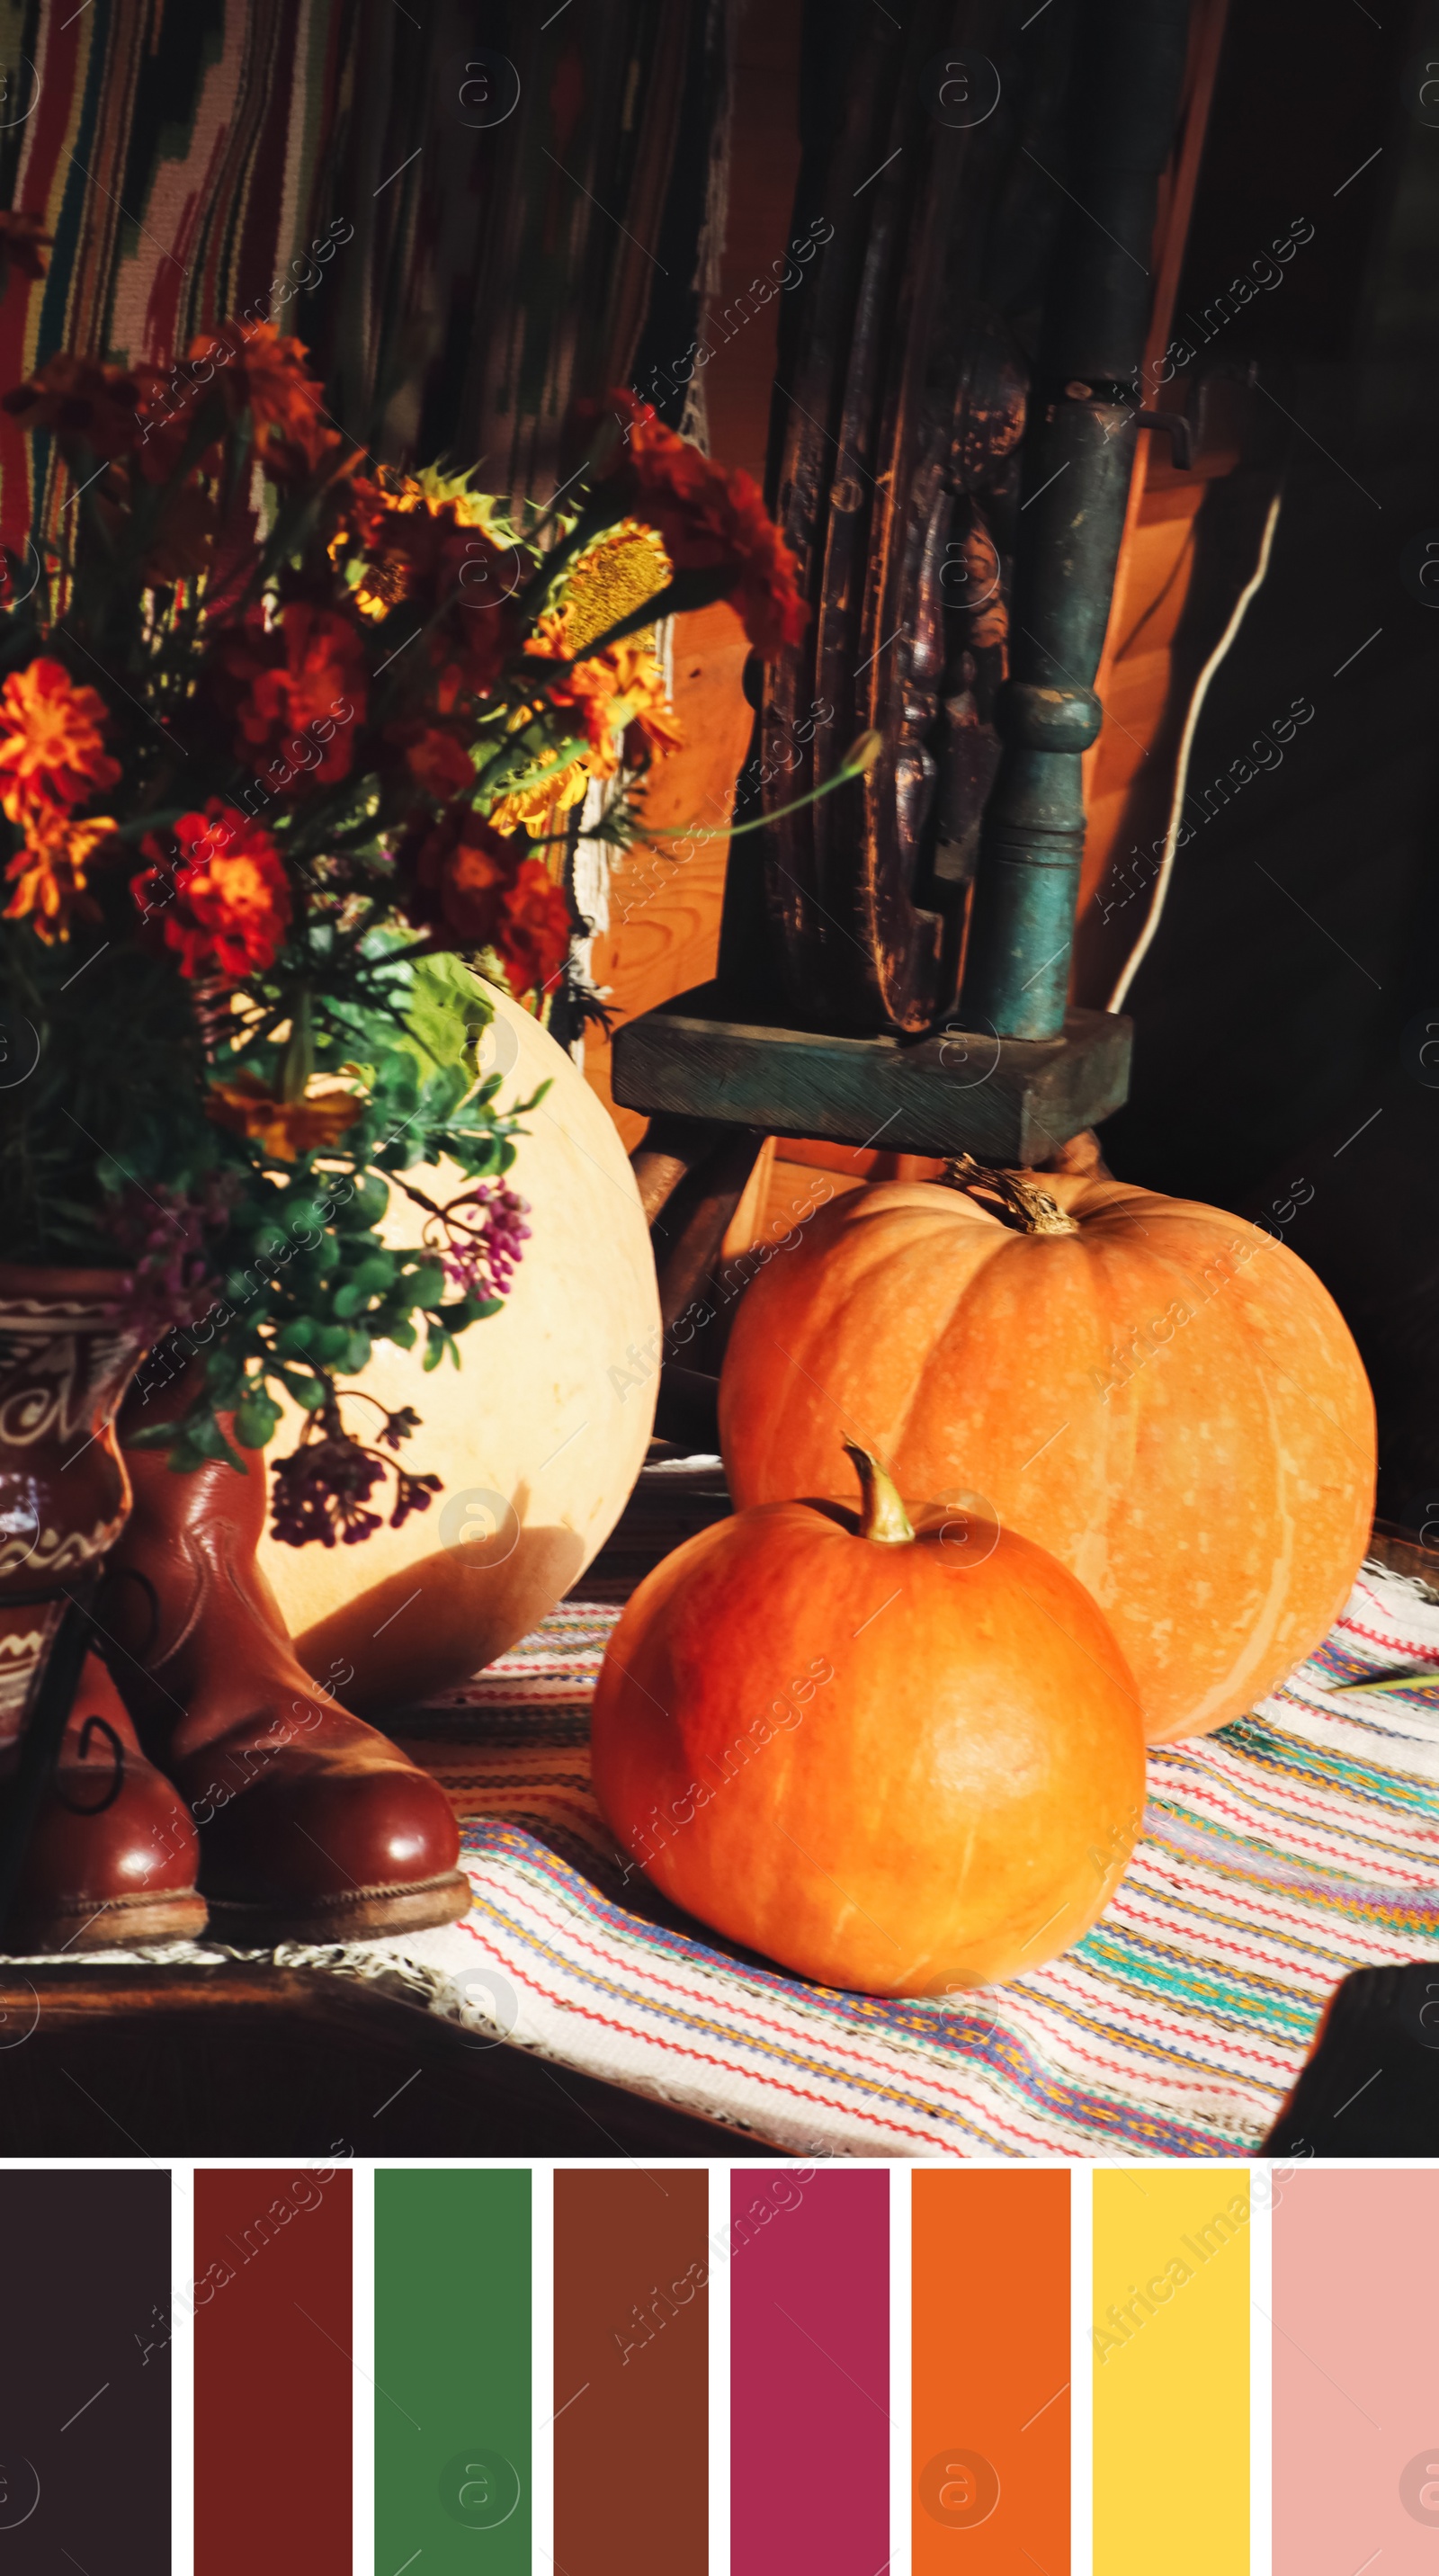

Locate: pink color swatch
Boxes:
[730,2168,889,2572]
[1274,2167,1439,2572]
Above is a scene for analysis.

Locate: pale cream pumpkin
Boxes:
[719,1168,1375,1741]
[259,984,660,1713]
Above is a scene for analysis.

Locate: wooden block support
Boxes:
[613,984,1132,1167]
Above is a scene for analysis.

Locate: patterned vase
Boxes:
[0,1266,145,1736]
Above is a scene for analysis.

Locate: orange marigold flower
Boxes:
[130,803,292,983]
[0,658,121,820]
[207,1074,362,1162]
[583,389,807,660]
[219,603,367,787]
[193,321,344,483]
[523,614,683,783]
[3,805,116,943]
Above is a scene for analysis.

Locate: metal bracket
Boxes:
[1136,407,1193,470]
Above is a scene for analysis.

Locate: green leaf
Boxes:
[404,953,497,1076]
[235,1392,282,1448]
[168,1410,246,1473]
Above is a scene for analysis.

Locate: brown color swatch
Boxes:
[554,2168,708,2573]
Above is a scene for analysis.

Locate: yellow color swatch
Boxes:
[1093,2168,1249,2573]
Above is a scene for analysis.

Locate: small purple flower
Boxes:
[270,1435,387,1548]
[435,1182,532,1301]
[104,1174,237,1339]
[269,1401,442,1548]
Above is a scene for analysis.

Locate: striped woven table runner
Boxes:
[370,1561,1439,2158]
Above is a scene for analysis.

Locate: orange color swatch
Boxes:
[912,2169,1070,2572]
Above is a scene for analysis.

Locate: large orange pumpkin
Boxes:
[590,1446,1147,1994]
[720,1166,1376,1743]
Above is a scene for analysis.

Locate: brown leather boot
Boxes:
[101,1412,470,1945]
[0,1650,207,1953]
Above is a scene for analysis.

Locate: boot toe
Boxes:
[199,1755,460,1901]
[2,1657,206,1953]
[187,1734,469,1940]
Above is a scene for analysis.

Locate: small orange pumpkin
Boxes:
[720,1164,1376,1742]
[589,1446,1146,1995]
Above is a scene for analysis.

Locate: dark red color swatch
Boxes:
[194,2165,352,2574]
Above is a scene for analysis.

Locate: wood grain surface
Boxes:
[584,600,756,1150]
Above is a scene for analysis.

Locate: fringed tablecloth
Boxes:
[336,1557,1439,2159]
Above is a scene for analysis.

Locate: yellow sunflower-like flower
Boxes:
[487,763,593,839]
[560,519,671,651]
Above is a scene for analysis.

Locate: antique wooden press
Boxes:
[613,0,1195,1382]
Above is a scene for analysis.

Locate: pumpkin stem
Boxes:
[844,1444,916,1545]
[940,1151,1080,1237]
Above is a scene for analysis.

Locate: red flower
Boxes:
[410,518,518,705]
[330,476,518,701]
[2,353,152,458]
[581,389,807,659]
[495,858,573,998]
[384,720,477,802]
[219,603,368,787]
[0,658,121,819]
[131,803,292,982]
[398,806,514,948]
[0,210,53,284]
[396,807,571,997]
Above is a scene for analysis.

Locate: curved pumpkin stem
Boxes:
[843,1444,916,1545]
[941,1151,1079,1237]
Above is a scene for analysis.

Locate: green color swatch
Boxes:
[375,2167,532,2572]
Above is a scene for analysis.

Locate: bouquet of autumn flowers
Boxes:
[0,320,804,1540]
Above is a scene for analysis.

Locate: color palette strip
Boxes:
[89,2157,1439,2569]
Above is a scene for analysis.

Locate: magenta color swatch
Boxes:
[1274,2167,1439,2574]
[730,2168,889,2572]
